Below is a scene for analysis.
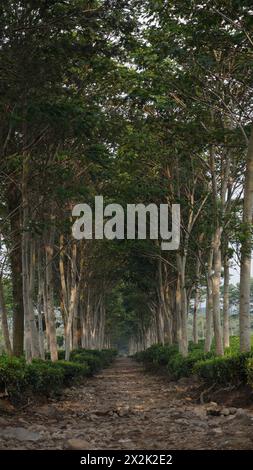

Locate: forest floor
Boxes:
[1,357,253,450]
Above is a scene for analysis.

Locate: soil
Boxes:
[0,357,253,450]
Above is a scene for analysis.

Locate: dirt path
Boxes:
[1,358,253,450]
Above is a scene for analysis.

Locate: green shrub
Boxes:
[71,352,102,373]
[57,350,66,360]
[135,342,214,380]
[194,352,253,385]
[246,357,253,387]
[134,338,253,384]
[0,355,26,398]
[167,349,214,379]
[0,348,117,402]
[70,348,117,373]
[25,360,65,395]
[55,360,90,385]
[135,343,179,366]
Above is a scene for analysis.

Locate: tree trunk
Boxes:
[176,254,188,356]
[205,249,213,353]
[193,258,201,344]
[240,125,253,352]
[21,157,40,361]
[65,242,78,360]
[223,250,230,349]
[211,228,224,356]
[7,188,24,356]
[0,276,12,355]
[37,247,45,359]
[45,220,58,362]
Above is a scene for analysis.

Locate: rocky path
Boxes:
[1,358,253,450]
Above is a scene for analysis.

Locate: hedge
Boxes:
[0,348,117,402]
[135,342,215,380]
[134,338,253,386]
[194,353,253,385]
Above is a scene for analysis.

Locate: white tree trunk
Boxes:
[211,228,224,356]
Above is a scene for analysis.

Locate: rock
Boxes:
[64,438,91,450]
[117,406,130,417]
[37,405,60,418]
[221,408,230,416]
[89,414,97,421]
[236,408,246,415]
[213,427,223,434]
[206,406,221,417]
[175,418,190,425]
[95,408,110,416]
[0,399,15,414]
[219,436,252,449]
[234,408,253,425]
[0,427,41,442]
[177,377,191,386]
[229,407,237,415]
[191,419,208,429]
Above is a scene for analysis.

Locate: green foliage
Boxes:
[0,349,116,402]
[70,348,117,373]
[135,338,253,385]
[24,360,65,395]
[135,342,214,380]
[246,358,253,388]
[135,343,179,366]
[0,355,27,398]
[167,348,215,380]
[53,361,90,386]
[194,353,253,385]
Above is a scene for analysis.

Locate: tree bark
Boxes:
[7,188,24,356]
[211,228,224,356]
[193,257,201,344]
[65,242,78,360]
[205,248,213,353]
[223,250,230,349]
[44,219,58,362]
[240,125,253,352]
[0,276,12,355]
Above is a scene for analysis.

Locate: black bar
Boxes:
[0,450,252,466]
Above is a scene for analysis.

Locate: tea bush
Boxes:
[0,348,117,401]
[245,357,253,388]
[134,338,253,385]
[194,352,253,385]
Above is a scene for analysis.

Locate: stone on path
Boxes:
[64,438,91,450]
[0,427,41,441]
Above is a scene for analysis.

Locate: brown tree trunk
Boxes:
[65,242,78,360]
[7,188,24,356]
[0,276,12,355]
[240,125,253,352]
[44,219,58,362]
[211,228,224,356]
[223,250,230,349]
[205,249,213,353]
[193,257,201,344]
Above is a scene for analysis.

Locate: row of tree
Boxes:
[0,1,253,360]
